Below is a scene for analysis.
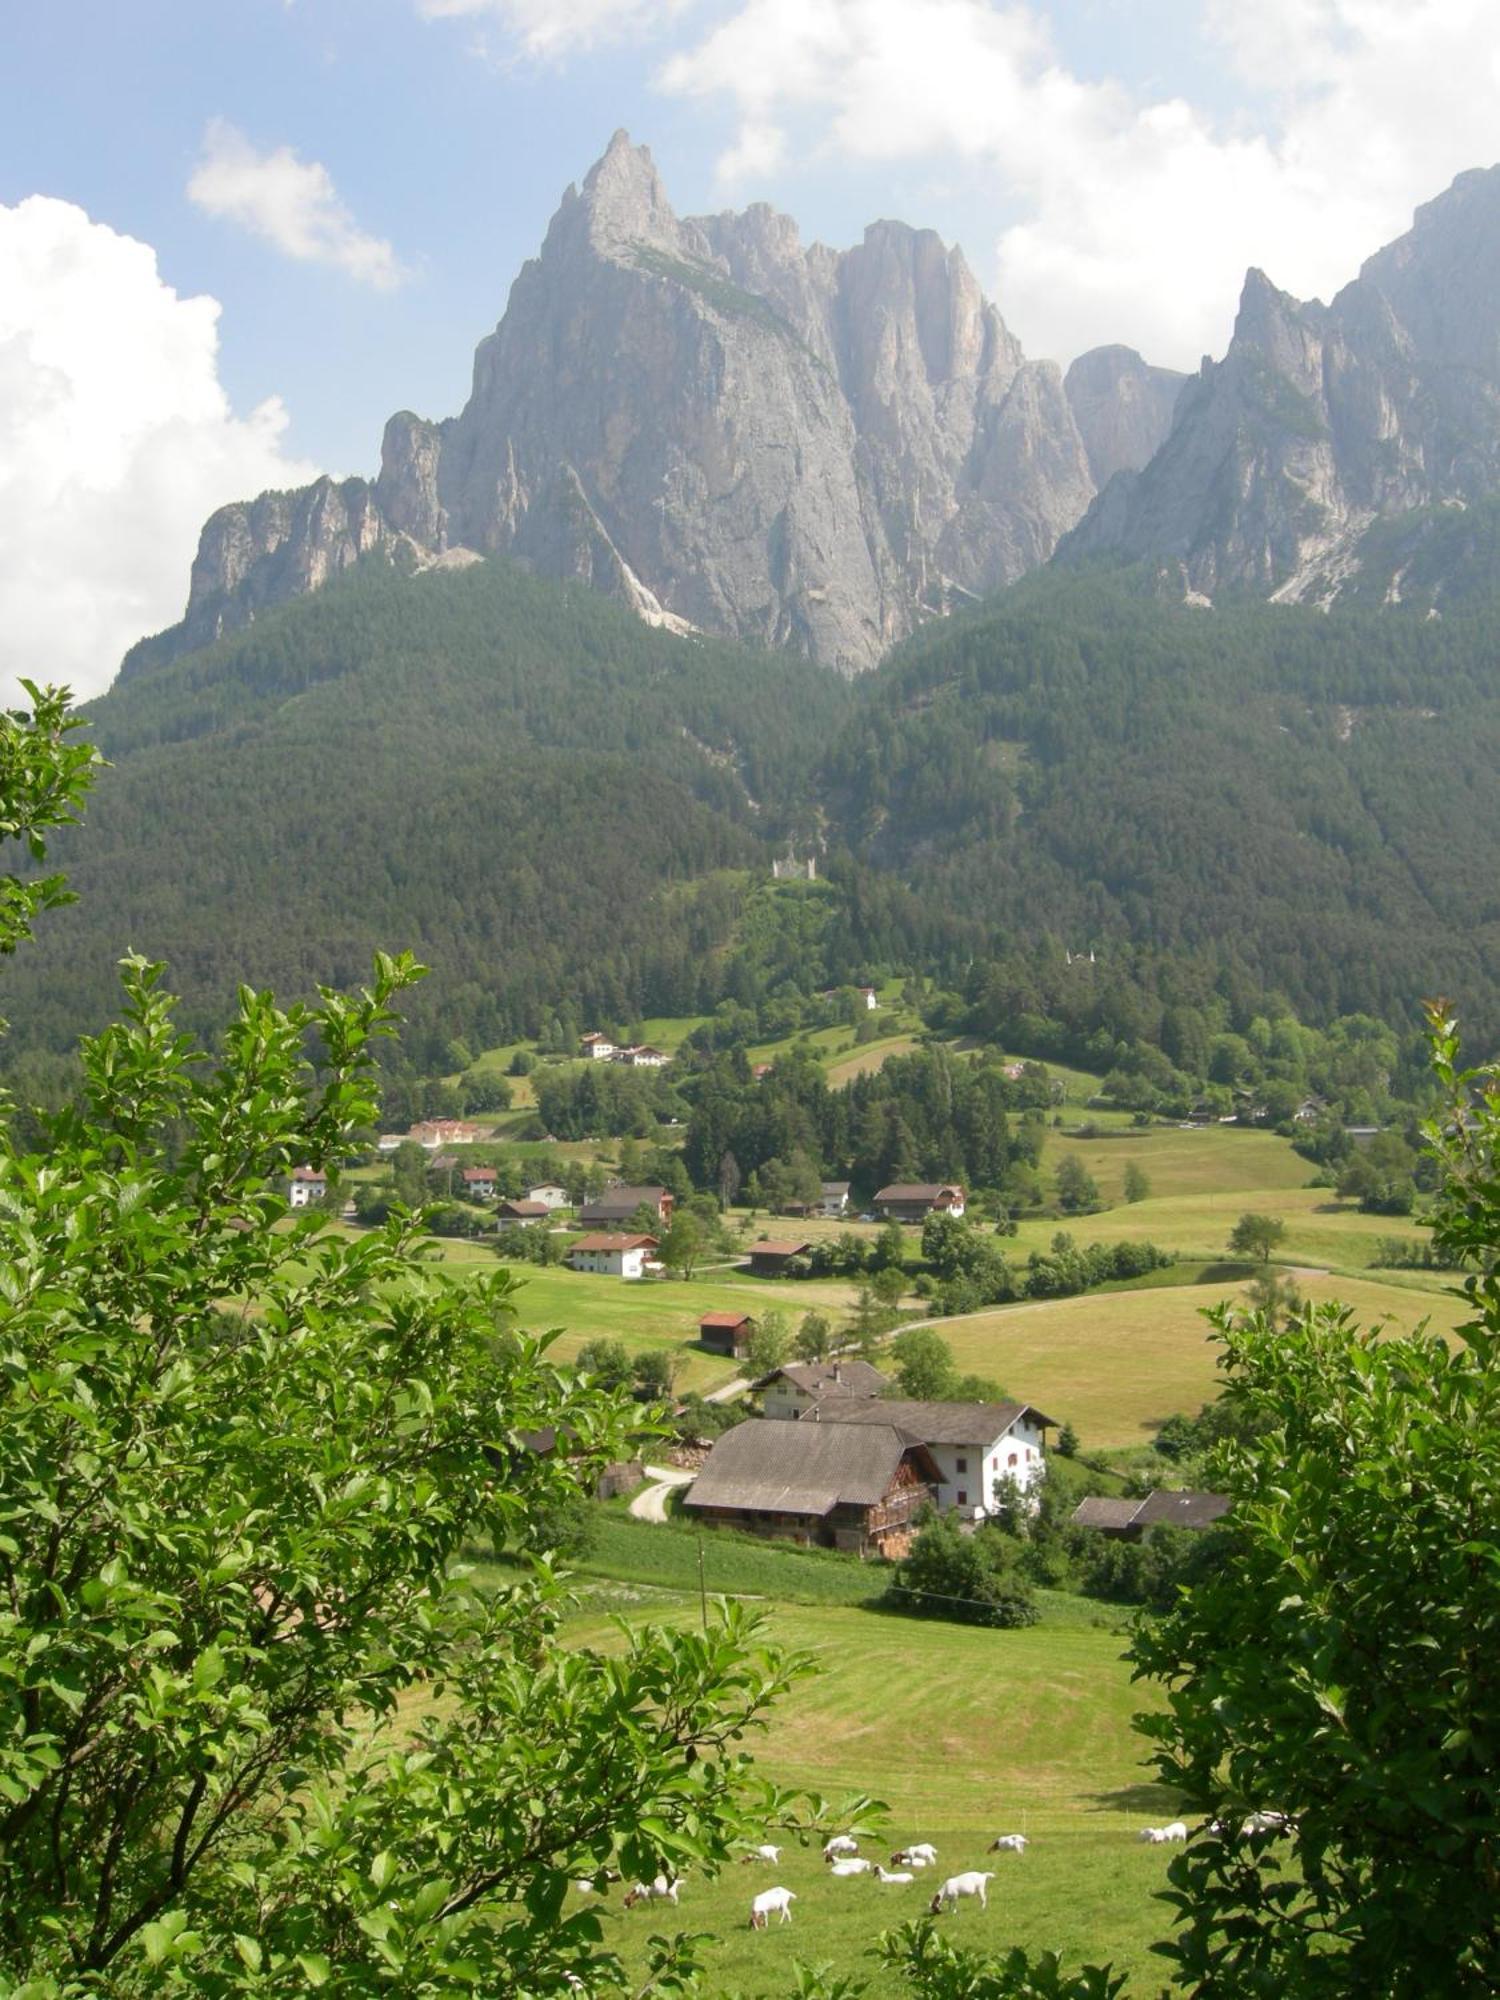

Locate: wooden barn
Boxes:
[698,1310,756,1359]
[683,1417,938,1558]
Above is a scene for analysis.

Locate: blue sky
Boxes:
[3,0,1497,696]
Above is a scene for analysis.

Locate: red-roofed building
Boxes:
[462,1167,497,1200]
[745,1239,813,1278]
[288,1165,327,1208]
[699,1310,757,1359]
[566,1233,660,1279]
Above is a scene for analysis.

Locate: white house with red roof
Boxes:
[288,1165,328,1208]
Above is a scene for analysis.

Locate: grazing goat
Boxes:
[1161,1821,1188,1842]
[1241,1811,1290,1836]
[830,1856,873,1877]
[622,1874,680,1909]
[875,1865,914,1884]
[892,1842,938,1867]
[988,1834,1028,1854]
[823,1834,859,1861]
[740,1844,782,1864]
[749,1886,796,1929]
[929,1870,995,1913]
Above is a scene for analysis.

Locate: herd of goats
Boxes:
[577,1812,1294,1935]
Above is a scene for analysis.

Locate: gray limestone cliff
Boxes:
[125,133,1181,680]
[1061,166,1500,603]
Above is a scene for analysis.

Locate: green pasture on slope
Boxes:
[1005,1181,1428,1272]
[467,1260,864,1392]
[932,1269,1470,1451]
[561,1587,1180,1993]
[1048,1123,1313,1202]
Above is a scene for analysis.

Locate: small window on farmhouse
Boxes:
[956,1490,967,1505]
[1008,1452,1018,1467]
[955,1455,968,1472]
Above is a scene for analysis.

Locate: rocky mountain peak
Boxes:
[1061,166,1500,605]
[571,128,680,257]
[127,133,1187,680]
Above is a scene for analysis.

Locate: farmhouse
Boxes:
[699,1310,757,1359]
[617,1043,670,1068]
[579,1184,675,1228]
[760,1359,889,1419]
[580,1032,616,1060]
[461,1167,497,1200]
[287,1165,327,1208]
[496,1198,550,1228]
[873,1182,966,1222]
[812,1398,1054,1517]
[1071,1490,1231,1540]
[745,1238,813,1277]
[684,1418,938,1557]
[565,1232,659,1279]
[409,1119,484,1149]
[526,1182,570,1210]
[778,1181,851,1220]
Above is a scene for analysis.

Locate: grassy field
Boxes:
[485,1260,862,1391]
[1051,1124,1313,1202]
[933,1269,1471,1449]
[559,1585,1178,1994]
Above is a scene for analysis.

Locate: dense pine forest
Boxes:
[10,547,1500,1098]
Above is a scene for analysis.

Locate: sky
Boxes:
[3,0,1499,701]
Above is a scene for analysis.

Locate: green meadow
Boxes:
[558,1581,1179,1995]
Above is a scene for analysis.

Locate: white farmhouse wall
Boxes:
[762,1378,813,1420]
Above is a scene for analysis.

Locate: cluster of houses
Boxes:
[579,1032,670,1066]
[684,1358,1054,1558]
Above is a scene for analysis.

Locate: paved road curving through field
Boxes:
[629,1463,696,1523]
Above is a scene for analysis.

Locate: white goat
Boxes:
[830,1856,873,1877]
[1161,1821,1188,1843]
[1241,1811,1290,1836]
[988,1834,1028,1854]
[892,1842,938,1867]
[749,1886,796,1929]
[875,1865,915,1884]
[622,1874,680,1909]
[929,1870,995,1913]
[823,1834,860,1861]
[740,1844,782,1864]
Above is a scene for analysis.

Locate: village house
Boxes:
[744,1238,813,1277]
[579,1032,616,1060]
[778,1181,852,1221]
[698,1310,757,1359]
[811,1398,1054,1518]
[684,1418,938,1557]
[760,1359,889,1419]
[461,1166,497,1201]
[376,1133,405,1154]
[526,1182,571,1210]
[287,1165,327,1208]
[616,1043,670,1068]
[579,1184,675,1229]
[1071,1490,1231,1540]
[496,1198,550,1228]
[565,1232,660,1279]
[409,1118,484,1149]
[872,1181,967,1223]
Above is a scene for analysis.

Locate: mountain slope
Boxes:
[13,558,851,1065]
[820,570,1500,1037]
[125,133,1181,682]
[1062,166,1500,603]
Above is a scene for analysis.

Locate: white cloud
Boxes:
[659,0,1500,369]
[188,120,407,289]
[0,196,318,704]
[415,0,691,61]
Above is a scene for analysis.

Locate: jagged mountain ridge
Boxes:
[1063,165,1500,603]
[125,133,1182,680]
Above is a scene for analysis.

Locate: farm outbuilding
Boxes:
[684,1418,938,1557]
[699,1310,757,1359]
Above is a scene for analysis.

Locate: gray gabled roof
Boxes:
[814,1397,1056,1446]
[684,1418,926,1516]
[1132,1489,1232,1529]
[1071,1489,1231,1531]
[1071,1496,1143,1530]
[771,1360,888,1399]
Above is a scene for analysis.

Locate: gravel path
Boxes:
[628,1463,696,1523]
